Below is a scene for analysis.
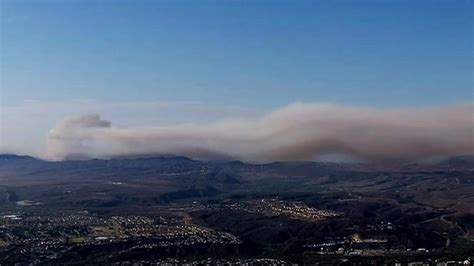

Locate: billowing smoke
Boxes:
[46,102,474,162]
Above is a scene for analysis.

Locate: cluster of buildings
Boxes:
[0,212,240,262]
[302,232,440,258]
[366,221,394,231]
[229,199,341,221]
[109,258,289,266]
[185,198,341,222]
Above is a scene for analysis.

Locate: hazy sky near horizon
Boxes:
[0,0,473,160]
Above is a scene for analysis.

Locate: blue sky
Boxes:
[1,0,472,108]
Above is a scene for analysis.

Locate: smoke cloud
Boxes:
[46,102,474,162]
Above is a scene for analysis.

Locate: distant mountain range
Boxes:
[1,153,473,175]
[0,154,474,167]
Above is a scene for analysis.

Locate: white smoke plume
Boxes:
[46,102,474,162]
